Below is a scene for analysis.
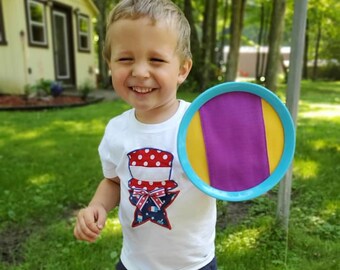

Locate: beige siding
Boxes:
[0,0,98,94]
[0,1,26,94]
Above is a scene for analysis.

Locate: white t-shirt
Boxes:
[99,100,216,270]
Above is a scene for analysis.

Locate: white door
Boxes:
[52,7,75,87]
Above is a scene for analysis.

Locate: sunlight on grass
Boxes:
[0,127,17,146]
[311,139,327,150]
[4,125,50,141]
[13,130,40,140]
[216,228,260,253]
[8,129,56,149]
[310,139,340,152]
[294,159,318,180]
[29,173,55,185]
[322,201,339,219]
[102,216,122,235]
[300,103,340,119]
[0,126,16,136]
[52,119,106,134]
[37,139,57,148]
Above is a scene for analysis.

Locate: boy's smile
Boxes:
[131,87,154,94]
[107,17,192,124]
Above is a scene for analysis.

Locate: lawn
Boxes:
[0,81,339,269]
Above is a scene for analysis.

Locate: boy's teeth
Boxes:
[132,87,153,93]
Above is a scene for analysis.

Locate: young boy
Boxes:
[74,0,217,269]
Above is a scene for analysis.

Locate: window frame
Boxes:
[0,0,7,45]
[25,0,48,47]
[76,13,90,53]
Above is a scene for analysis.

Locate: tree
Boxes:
[255,0,271,82]
[92,0,119,88]
[312,11,322,80]
[225,0,247,81]
[304,0,340,80]
[264,0,286,91]
[217,0,229,69]
[302,19,309,79]
[201,0,218,90]
[183,0,203,90]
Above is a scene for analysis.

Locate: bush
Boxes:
[78,79,95,100]
[24,79,63,98]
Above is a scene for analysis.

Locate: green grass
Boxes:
[0,81,339,269]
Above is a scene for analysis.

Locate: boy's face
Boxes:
[107,17,192,123]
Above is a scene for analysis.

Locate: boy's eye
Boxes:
[150,58,165,63]
[118,57,133,62]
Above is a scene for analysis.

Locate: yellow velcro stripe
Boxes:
[261,99,284,173]
[186,112,210,185]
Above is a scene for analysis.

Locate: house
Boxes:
[223,46,291,79]
[0,0,99,94]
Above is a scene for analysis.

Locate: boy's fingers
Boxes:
[74,224,97,242]
[83,214,101,234]
[80,215,100,236]
[75,219,98,242]
[74,209,101,241]
[96,208,107,230]
[73,206,108,242]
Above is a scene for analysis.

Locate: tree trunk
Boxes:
[256,2,265,81]
[255,1,270,83]
[201,0,217,90]
[312,18,322,81]
[302,19,309,79]
[264,0,286,91]
[210,0,218,65]
[225,0,246,82]
[93,0,110,88]
[259,3,270,81]
[183,0,202,90]
[218,0,229,68]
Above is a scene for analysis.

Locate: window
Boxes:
[0,0,6,45]
[77,14,90,52]
[26,0,48,47]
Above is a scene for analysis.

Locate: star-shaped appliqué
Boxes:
[129,189,179,230]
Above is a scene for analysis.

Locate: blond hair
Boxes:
[103,0,192,63]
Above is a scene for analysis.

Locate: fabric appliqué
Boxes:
[127,148,179,229]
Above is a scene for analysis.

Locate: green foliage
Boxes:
[24,78,63,98]
[78,79,95,100]
[36,78,53,96]
[308,63,340,81]
[0,81,339,269]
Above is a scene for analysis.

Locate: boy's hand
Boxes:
[74,205,107,242]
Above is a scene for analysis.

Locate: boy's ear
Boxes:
[106,59,111,69]
[177,59,193,85]
[105,60,114,89]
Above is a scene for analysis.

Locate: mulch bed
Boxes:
[0,94,103,110]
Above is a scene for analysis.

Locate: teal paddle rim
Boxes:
[177,82,296,201]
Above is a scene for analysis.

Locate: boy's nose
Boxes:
[131,62,150,78]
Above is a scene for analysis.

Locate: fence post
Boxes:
[276,0,308,230]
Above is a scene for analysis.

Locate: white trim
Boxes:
[77,15,90,51]
[52,10,70,79]
[27,0,47,46]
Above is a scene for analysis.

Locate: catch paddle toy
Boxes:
[177,82,295,201]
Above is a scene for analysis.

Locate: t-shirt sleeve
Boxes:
[98,131,118,179]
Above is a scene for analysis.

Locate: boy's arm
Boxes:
[89,177,120,212]
[74,177,120,242]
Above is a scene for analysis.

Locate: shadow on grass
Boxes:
[0,101,128,267]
